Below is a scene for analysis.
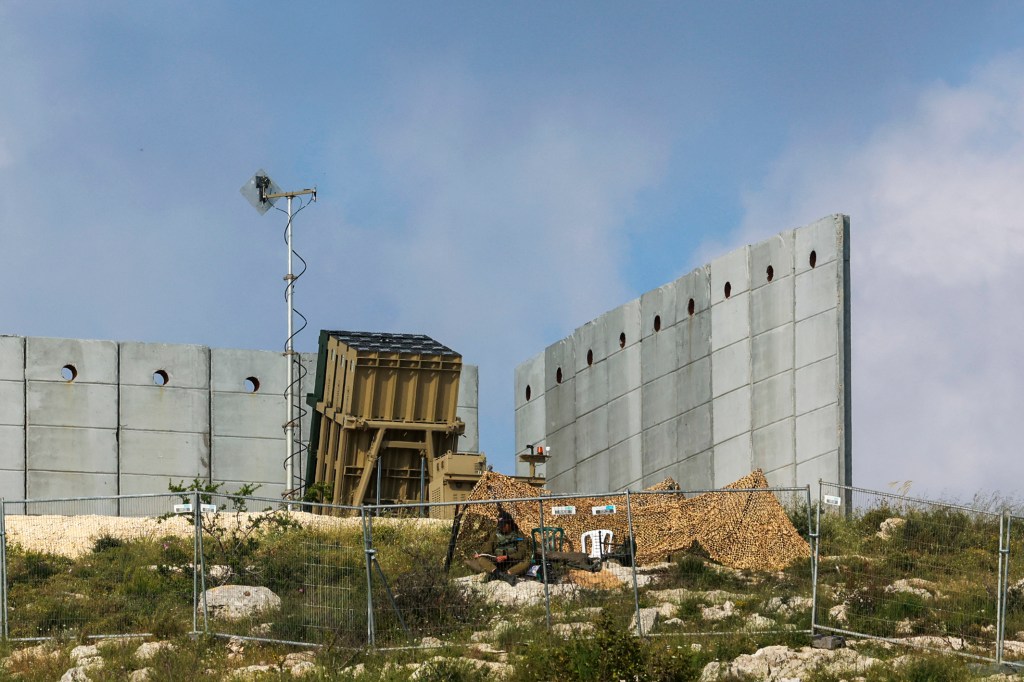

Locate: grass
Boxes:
[4,498,1024,680]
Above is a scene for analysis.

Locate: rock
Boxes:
[663,617,684,626]
[249,622,274,636]
[656,602,678,619]
[60,667,92,682]
[766,596,813,616]
[647,587,745,605]
[877,517,906,539]
[898,635,966,651]
[699,645,879,682]
[135,641,175,662]
[69,645,100,664]
[129,669,151,682]
[829,603,849,624]
[701,600,735,621]
[420,636,444,648]
[552,622,596,637]
[203,585,281,621]
[4,644,60,669]
[630,607,660,634]
[229,664,277,680]
[895,619,913,635]
[282,651,316,668]
[745,613,775,630]
[885,578,940,600]
[289,661,317,677]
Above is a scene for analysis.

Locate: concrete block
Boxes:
[604,299,641,354]
[211,348,287,395]
[573,319,608,372]
[711,338,751,397]
[0,425,24,471]
[574,358,608,416]
[211,435,287,485]
[675,355,712,416]
[608,434,642,491]
[0,380,24,425]
[27,382,118,429]
[456,406,479,453]
[217,479,286,501]
[674,266,711,323]
[751,275,794,335]
[119,430,209,479]
[515,351,546,410]
[710,245,750,306]
[642,417,678,476]
[795,358,838,416]
[641,280,678,340]
[713,434,753,487]
[762,467,797,488]
[796,403,839,463]
[677,309,711,368]
[607,389,641,447]
[752,372,793,429]
[752,325,794,383]
[641,371,677,430]
[545,377,576,433]
[575,449,610,494]
[514,397,547,455]
[119,342,209,389]
[711,291,751,351]
[641,323,679,384]
[544,338,575,392]
[27,470,117,499]
[119,385,210,433]
[576,404,609,460]
[677,403,713,460]
[795,214,842,276]
[674,450,714,491]
[712,386,751,444]
[458,364,479,407]
[753,418,794,473]
[607,343,641,401]
[544,424,577,492]
[749,229,795,291]
[795,309,838,368]
[27,425,118,473]
[0,336,25,381]
[795,260,839,323]
[212,393,284,439]
[0,468,24,502]
[796,449,843,487]
[118,474,195,497]
[26,337,118,384]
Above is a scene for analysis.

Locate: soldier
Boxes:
[465,510,531,585]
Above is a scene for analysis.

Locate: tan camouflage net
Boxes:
[458,469,809,572]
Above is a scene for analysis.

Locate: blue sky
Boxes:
[3,3,1023,500]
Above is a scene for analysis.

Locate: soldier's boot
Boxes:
[495,571,518,586]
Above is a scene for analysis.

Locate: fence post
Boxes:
[810,482,822,637]
[194,490,210,634]
[625,490,642,637]
[362,508,376,649]
[1,498,7,641]
[537,497,552,631]
[997,512,1010,664]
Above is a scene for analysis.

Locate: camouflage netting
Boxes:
[455,469,809,572]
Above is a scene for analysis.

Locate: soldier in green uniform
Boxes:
[465,510,531,585]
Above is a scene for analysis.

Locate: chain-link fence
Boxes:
[1001,514,1024,665]
[813,483,1007,663]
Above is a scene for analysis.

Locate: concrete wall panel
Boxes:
[712,386,751,444]
[120,386,210,433]
[211,348,287,395]
[752,418,794,474]
[27,383,118,429]
[575,449,610,494]
[641,371,677,430]
[545,379,576,433]
[674,450,714,490]
[711,339,750,397]
[212,436,287,485]
[795,449,841,487]
[120,342,209,389]
[514,351,546,410]
[545,424,576,485]
[119,430,208,479]
[795,309,838,368]
[795,260,839,322]
[796,403,839,463]
[607,343,641,401]
[27,426,118,473]
[713,434,753,486]
[677,310,711,367]
[673,267,711,322]
[574,358,608,416]
[458,364,479,407]
[608,434,641,491]
[0,336,25,380]
[212,393,284,440]
[750,231,794,292]
[641,281,678,341]
[751,278,794,336]
[795,358,837,415]
[544,339,575,393]
[457,407,479,453]
[752,372,793,429]
[752,326,794,383]
[0,380,24,426]
[675,356,711,416]
[607,389,641,448]
[710,246,750,306]
[710,292,750,350]
[572,320,605,372]
[641,324,679,384]
[27,470,117,499]
[641,417,677,476]
[795,215,841,275]
[26,337,118,384]
[576,404,608,461]
[677,404,712,460]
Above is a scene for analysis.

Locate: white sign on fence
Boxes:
[551,505,576,516]
[592,504,616,516]
[823,495,842,506]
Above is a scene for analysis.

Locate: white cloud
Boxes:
[736,52,1024,499]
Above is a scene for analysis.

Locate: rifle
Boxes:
[443,503,464,574]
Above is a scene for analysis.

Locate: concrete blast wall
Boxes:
[0,336,479,503]
[515,214,851,493]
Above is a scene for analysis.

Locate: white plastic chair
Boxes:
[581,529,614,560]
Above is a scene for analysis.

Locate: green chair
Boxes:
[531,526,566,554]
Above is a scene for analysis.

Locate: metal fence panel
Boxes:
[2,494,196,641]
[814,483,1003,662]
[1000,515,1024,664]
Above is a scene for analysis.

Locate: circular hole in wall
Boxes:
[688,298,695,316]
[586,349,594,366]
[525,385,532,401]
[618,332,626,349]
[556,367,563,384]
[653,315,661,332]
[153,370,169,386]
[766,265,774,282]
[809,250,817,268]
[244,376,261,393]
[724,281,732,299]
[60,364,78,382]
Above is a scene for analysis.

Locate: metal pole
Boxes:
[1,499,8,640]
[625,490,642,636]
[420,457,426,518]
[285,195,295,500]
[810,482,822,637]
[996,512,1009,664]
[376,457,383,514]
[537,497,552,631]
[362,510,376,648]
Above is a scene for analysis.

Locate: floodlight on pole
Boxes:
[240,170,317,502]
